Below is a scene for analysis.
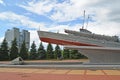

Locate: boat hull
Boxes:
[40,37,99,46]
[38,31,120,47]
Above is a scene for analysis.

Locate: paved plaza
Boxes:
[0,68,120,80]
[0,60,120,80]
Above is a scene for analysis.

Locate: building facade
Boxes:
[5,27,30,50]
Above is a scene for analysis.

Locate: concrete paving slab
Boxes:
[51,70,69,74]
[104,70,120,75]
[86,70,104,75]
[68,70,84,75]
[34,69,54,73]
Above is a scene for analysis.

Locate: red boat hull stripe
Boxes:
[40,37,99,46]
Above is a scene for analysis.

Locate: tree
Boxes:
[46,43,54,59]
[63,49,70,59]
[9,38,19,60]
[70,49,88,59]
[29,41,37,59]
[37,42,46,59]
[70,49,81,59]
[19,40,28,60]
[54,44,62,59]
[0,38,9,60]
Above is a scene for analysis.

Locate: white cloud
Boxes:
[20,0,87,22]
[29,30,40,48]
[19,0,98,22]
[50,0,96,22]
[19,0,120,23]
[0,37,4,44]
[19,0,55,15]
[88,21,120,36]
[19,0,120,29]
[0,11,45,29]
[0,0,5,5]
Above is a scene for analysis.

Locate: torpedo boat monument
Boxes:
[38,28,120,64]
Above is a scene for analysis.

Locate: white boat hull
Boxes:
[38,31,120,47]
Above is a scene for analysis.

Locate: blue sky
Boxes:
[0,0,120,47]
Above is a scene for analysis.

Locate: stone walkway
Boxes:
[0,68,120,80]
